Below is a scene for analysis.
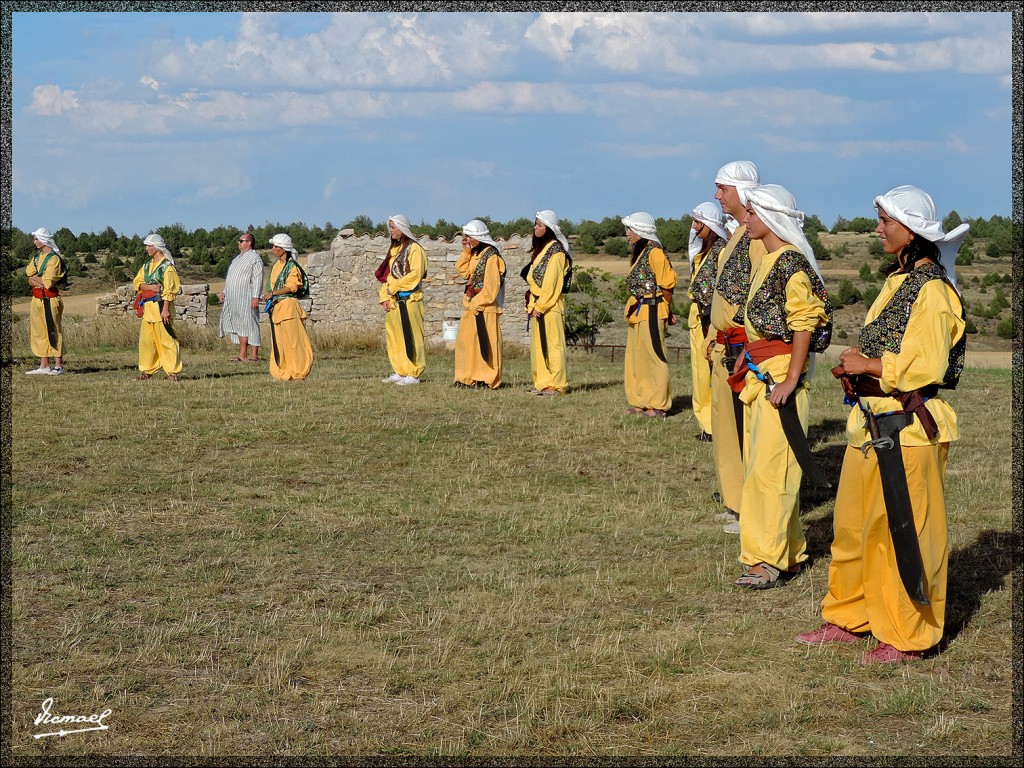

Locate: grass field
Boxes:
[5,317,1018,758]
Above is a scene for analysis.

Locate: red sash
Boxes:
[32,287,60,299]
[727,339,793,393]
[715,327,747,346]
[133,289,161,317]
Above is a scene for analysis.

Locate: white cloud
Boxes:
[324,177,338,201]
[140,75,160,91]
[27,85,79,115]
[450,81,586,113]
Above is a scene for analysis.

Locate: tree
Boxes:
[942,210,963,232]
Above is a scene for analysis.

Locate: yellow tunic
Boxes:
[822,272,964,651]
[687,247,713,434]
[26,250,66,358]
[132,257,182,376]
[709,227,766,513]
[454,247,506,388]
[623,246,677,412]
[738,246,829,571]
[380,241,427,378]
[526,244,569,392]
[266,259,313,381]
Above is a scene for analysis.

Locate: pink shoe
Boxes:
[861,642,922,665]
[795,622,863,646]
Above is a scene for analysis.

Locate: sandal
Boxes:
[735,563,784,590]
[134,373,152,381]
[642,409,668,418]
[625,407,645,415]
[165,374,179,382]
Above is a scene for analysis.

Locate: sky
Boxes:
[6,7,1016,238]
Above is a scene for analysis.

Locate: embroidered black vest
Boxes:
[715,233,753,325]
[470,246,503,293]
[746,249,833,353]
[626,242,665,298]
[530,241,564,287]
[858,263,965,389]
[691,240,723,314]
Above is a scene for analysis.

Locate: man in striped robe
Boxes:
[219,233,265,362]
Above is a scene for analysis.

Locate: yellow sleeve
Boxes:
[132,265,146,291]
[456,249,473,279]
[282,263,302,294]
[880,280,965,393]
[650,247,677,292]
[26,257,38,279]
[470,254,505,311]
[784,270,827,333]
[41,255,64,289]
[530,249,566,314]
[161,265,180,301]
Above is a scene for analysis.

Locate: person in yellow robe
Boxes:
[454,219,506,389]
[132,233,182,381]
[796,185,968,664]
[622,212,677,417]
[708,161,765,532]
[379,215,427,385]
[24,227,66,376]
[686,202,728,439]
[525,210,571,396]
[730,185,832,589]
[261,233,313,381]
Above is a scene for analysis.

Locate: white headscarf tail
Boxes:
[535,210,571,257]
[388,214,419,243]
[873,185,968,289]
[31,227,60,255]
[744,185,822,280]
[689,202,729,268]
[144,233,174,264]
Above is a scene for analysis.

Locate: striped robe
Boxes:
[220,249,265,345]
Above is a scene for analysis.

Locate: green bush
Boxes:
[964,316,979,334]
[995,317,1016,339]
[833,279,861,308]
[10,273,32,296]
[862,286,881,307]
[956,249,974,266]
[603,237,629,257]
[858,263,875,282]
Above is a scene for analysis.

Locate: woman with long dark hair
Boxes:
[796,185,968,664]
[454,219,506,389]
[524,210,571,396]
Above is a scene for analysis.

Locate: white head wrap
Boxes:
[534,210,571,256]
[744,184,822,280]
[715,160,760,206]
[461,219,502,254]
[621,212,660,245]
[31,227,60,255]
[688,202,730,267]
[269,233,299,259]
[387,214,419,243]
[144,233,174,264]
[723,213,740,237]
[873,185,968,288]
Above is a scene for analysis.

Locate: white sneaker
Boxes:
[48,367,65,376]
[382,372,402,383]
[395,375,420,386]
[25,367,51,375]
[713,510,738,522]
[723,521,740,534]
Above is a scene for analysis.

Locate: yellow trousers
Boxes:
[138,320,182,376]
[624,317,671,412]
[688,304,712,434]
[822,444,948,651]
[30,296,65,357]
[738,386,808,571]
[530,309,568,392]
[709,344,744,514]
[454,310,502,388]
[269,317,313,381]
[385,299,425,378]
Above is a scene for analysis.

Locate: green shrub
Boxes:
[964,316,978,334]
[862,286,881,307]
[10,273,32,296]
[956,249,974,266]
[995,317,1015,339]
[833,279,861,308]
[858,263,875,282]
[603,237,629,257]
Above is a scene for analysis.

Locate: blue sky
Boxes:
[8,9,1014,238]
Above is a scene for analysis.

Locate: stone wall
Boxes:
[96,283,210,325]
[305,231,534,345]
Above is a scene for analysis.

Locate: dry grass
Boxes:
[6,316,1016,758]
